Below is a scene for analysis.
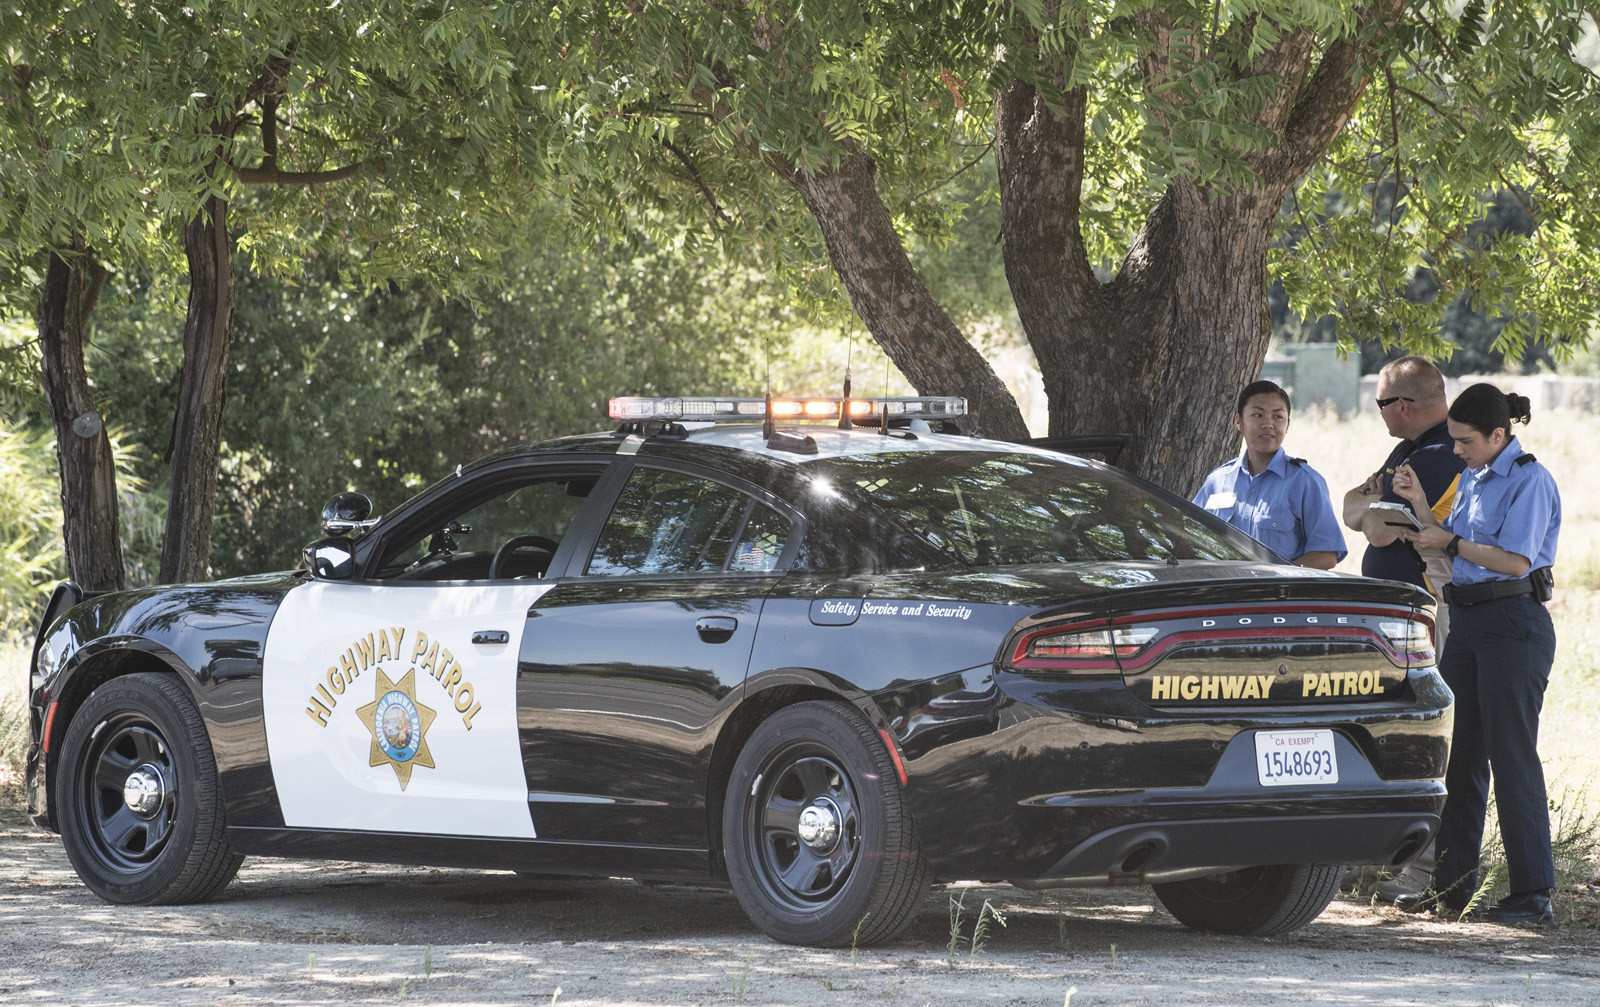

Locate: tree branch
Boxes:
[656,136,731,224]
[233,162,364,185]
[906,138,994,204]
[1268,1,1405,181]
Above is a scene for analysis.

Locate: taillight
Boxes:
[1012,623,1158,669]
[1379,618,1435,663]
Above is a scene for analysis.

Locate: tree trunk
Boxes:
[38,239,124,592]
[160,195,235,584]
[782,152,1031,440]
[1042,182,1278,495]
[997,71,1314,494]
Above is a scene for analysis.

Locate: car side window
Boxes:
[587,468,789,576]
[373,474,597,581]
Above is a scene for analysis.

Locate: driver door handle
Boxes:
[471,630,510,645]
[695,617,738,643]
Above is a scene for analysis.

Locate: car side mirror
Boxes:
[322,492,377,536]
[304,538,356,580]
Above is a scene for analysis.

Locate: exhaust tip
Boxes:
[1118,840,1162,876]
[1389,828,1431,866]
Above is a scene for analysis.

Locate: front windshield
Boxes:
[811,450,1266,568]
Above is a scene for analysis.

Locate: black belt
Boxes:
[1443,578,1534,606]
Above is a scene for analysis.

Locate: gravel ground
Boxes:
[2,808,1597,1007]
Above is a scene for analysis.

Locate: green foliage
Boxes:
[1274,1,1600,362]
[80,218,786,576]
[0,0,568,314]
[506,1,1600,365]
[0,416,149,628]
[0,422,60,633]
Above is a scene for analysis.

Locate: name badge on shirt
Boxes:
[1206,491,1237,510]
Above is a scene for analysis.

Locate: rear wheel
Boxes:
[1154,864,1342,936]
[723,701,929,947]
[58,673,243,904]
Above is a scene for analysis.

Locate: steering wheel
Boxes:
[489,535,561,579]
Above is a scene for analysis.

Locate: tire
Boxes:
[57,673,243,905]
[1153,863,1342,936]
[723,701,930,947]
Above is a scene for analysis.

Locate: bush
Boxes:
[0,425,65,636]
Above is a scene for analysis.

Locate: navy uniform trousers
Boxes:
[1434,594,1558,898]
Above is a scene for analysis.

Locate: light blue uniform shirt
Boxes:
[1192,447,1347,563]
[1444,435,1560,585]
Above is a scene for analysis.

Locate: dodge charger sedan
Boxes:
[26,396,1450,946]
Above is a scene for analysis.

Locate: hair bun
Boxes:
[1505,392,1532,425]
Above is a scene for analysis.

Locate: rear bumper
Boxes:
[1013,812,1437,887]
[1007,729,1441,885]
[885,667,1451,883]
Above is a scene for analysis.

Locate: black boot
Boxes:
[1483,890,1554,926]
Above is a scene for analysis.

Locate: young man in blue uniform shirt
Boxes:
[1193,381,1346,569]
[1392,384,1562,926]
[1339,357,1466,901]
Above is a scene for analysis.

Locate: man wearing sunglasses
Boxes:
[1340,355,1465,903]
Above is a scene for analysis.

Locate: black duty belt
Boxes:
[1442,578,1534,606]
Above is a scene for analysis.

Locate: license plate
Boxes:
[1254,729,1339,787]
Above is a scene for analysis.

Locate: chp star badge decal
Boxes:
[355,667,437,790]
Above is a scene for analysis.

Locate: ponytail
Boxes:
[1448,382,1531,440]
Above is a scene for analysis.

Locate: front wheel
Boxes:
[723,701,929,947]
[1154,864,1342,936]
[57,673,243,904]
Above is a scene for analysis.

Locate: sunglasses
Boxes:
[1375,396,1414,409]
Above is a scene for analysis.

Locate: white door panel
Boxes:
[263,581,553,837]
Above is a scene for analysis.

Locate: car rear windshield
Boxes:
[810,450,1266,568]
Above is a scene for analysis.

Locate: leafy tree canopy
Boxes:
[1,0,554,309]
[521,0,1598,363]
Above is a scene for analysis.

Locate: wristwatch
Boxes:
[1444,535,1463,558]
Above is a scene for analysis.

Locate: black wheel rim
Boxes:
[72,713,179,873]
[746,749,862,912]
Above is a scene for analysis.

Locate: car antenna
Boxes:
[762,331,776,440]
[880,342,891,436]
[838,331,854,430]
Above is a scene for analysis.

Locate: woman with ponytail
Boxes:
[1389,383,1562,926]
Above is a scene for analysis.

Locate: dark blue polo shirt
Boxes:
[1360,420,1466,586]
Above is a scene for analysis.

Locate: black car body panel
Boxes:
[28,422,1450,920]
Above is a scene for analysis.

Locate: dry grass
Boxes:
[0,636,28,804]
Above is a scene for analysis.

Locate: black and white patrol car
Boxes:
[25,396,1449,946]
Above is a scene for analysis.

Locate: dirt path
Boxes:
[2,815,1596,1007]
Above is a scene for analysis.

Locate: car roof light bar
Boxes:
[608,396,967,423]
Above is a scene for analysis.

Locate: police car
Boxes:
[25,395,1450,947]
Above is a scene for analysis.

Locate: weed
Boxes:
[423,943,432,978]
[820,978,836,991]
[1462,863,1505,922]
[968,899,1007,960]
[1109,942,1118,970]
[308,952,315,980]
[850,912,869,968]
[945,888,1007,967]
[551,985,562,1006]
[946,890,967,969]
[731,952,754,999]
[1064,987,1078,1007]
[398,977,408,1001]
